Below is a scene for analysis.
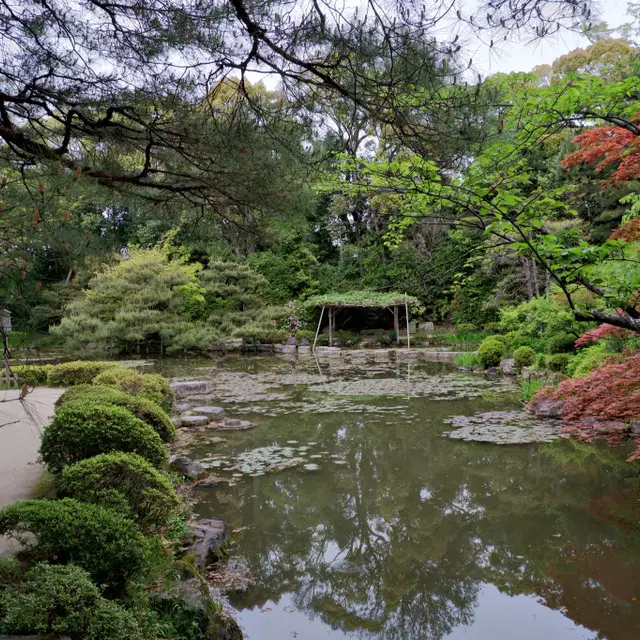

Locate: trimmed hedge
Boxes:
[40,403,168,475]
[59,453,179,532]
[513,346,536,371]
[47,361,121,386]
[93,368,174,410]
[11,365,54,386]
[56,385,175,442]
[0,563,146,640]
[0,499,148,589]
[477,336,506,369]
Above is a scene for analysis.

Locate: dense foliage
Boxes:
[0,500,148,589]
[0,563,145,640]
[56,385,175,442]
[40,403,168,475]
[47,361,121,386]
[91,369,174,411]
[59,453,179,532]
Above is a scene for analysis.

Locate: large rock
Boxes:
[530,396,563,418]
[192,406,225,419]
[273,344,297,354]
[170,455,206,479]
[171,380,212,398]
[500,358,516,375]
[185,518,228,570]
[153,578,243,640]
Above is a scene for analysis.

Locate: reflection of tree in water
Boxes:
[198,408,640,639]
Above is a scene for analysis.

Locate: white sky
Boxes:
[472,0,630,75]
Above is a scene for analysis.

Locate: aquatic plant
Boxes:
[453,352,480,368]
[520,379,545,402]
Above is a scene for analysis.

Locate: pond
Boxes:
[162,354,640,640]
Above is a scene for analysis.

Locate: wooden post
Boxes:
[393,305,400,344]
[312,306,325,353]
[328,307,333,346]
[405,295,411,349]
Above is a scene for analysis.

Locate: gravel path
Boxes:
[0,387,63,555]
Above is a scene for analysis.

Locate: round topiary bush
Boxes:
[11,364,54,386]
[40,403,168,475]
[59,453,179,532]
[93,368,174,410]
[0,499,148,589]
[514,346,536,371]
[47,361,121,386]
[56,385,175,442]
[546,353,572,372]
[477,336,506,369]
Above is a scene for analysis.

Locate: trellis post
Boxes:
[405,294,411,349]
[312,306,325,353]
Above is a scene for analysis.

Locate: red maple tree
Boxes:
[575,323,632,347]
[610,216,640,241]
[562,125,640,182]
[533,353,640,460]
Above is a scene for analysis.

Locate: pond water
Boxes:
[162,355,640,640]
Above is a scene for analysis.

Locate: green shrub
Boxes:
[48,361,121,386]
[93,368,174,410]
[483,321,503,333]
[11,365,54,386]
[0,499,148,588]
[85,598,147,640]
[546,353,572,372]
[295,329,315,342]
[503,330,545,352]
[514,346,536,371]
[0,563,146,640]
[56,385,175,442]
[59,453,179,532]
[0,563,100,636]
[546,332,577,354]
[335,330,361,346]
[477,336,506,369]
[40,403,168,475]
[0,557,23,586]
[566,344,612,378]
[454,323,478,333]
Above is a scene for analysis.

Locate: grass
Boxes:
[519,379,546,403]
[454,352,480,368]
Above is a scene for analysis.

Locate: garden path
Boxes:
[0,387,63,554]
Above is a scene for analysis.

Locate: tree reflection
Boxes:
[196,402,640,639]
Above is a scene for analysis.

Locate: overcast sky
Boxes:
[473,0,630,75]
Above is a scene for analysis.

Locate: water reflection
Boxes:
[184,357,640,640]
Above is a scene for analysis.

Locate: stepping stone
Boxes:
[191,406,224,418]
[170,380,212,398]
[180,415,210,427]
[215,418,252,431]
